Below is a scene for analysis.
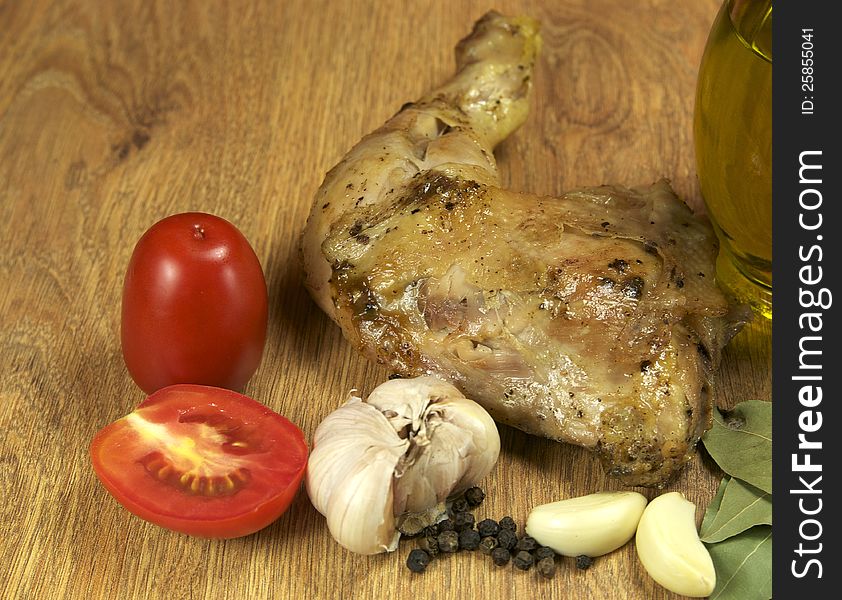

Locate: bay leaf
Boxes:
[707,525,772,600]
[702,476,728,534]
[702,401,772,494]
[701,477,772,543]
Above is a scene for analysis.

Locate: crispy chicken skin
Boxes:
[302,12,743,486]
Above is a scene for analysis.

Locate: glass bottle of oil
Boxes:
[694,0,772,318]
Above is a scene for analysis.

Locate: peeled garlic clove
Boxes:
[525,491,647,557]
[635,492,716,598]
[306,376,500,554]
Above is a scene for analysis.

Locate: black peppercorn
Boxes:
[536,556,556,578]
[464,486,486,507]
[477,518,500,538]
[406,549,431,573]
[479,536,498,555]
[497,528,517,550]
[576,554,594,570]
[533,546,555,561]
[418,535,439,558]
[424,524,439,537]
[515,535,538,552]
[437,530,459,553]
[491,547,511,566]
[498,516,517,532]
[459,528,481,550]
[513,550,534,571]
[451,511,475,531]
[437,518,454,532]
[450,498,469,514]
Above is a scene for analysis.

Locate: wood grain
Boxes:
[0,1,770,599]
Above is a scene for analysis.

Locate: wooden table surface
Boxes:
[0,1,771,598]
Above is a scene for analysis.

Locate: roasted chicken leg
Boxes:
[302,12,742,486]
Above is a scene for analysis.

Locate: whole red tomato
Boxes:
[121,213,268,394]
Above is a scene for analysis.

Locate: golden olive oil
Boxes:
[694,0,772,317]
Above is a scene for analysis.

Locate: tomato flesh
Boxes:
[90,385,308,538]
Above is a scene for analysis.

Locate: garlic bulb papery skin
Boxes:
[306,376,500,555]
[368,376,501,516]
[306,398,406,554]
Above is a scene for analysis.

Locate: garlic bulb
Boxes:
[306,376,500,555]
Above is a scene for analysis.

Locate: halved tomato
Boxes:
[90,385,308,538]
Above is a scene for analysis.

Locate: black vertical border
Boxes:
[772,2,840,596]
